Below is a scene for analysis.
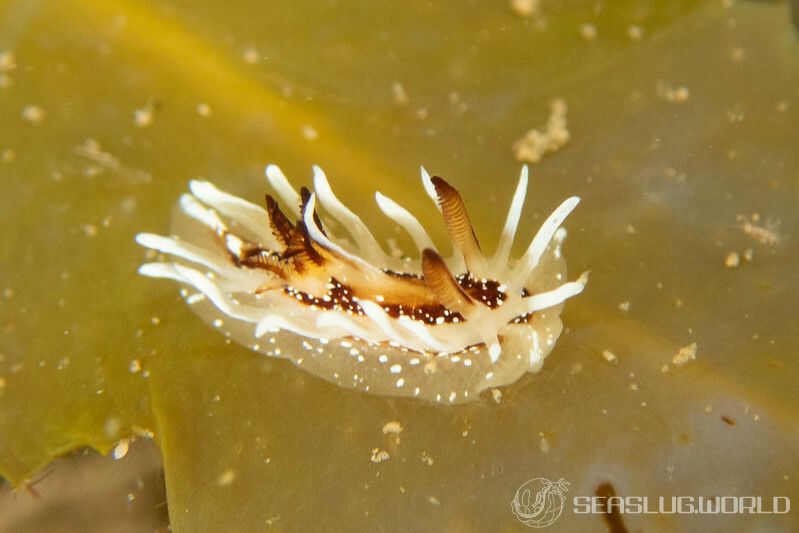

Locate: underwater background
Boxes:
[1,0,798,530]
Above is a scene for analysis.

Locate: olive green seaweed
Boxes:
[0,0,797,530]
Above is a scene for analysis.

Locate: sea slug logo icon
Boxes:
[511,477,570,528]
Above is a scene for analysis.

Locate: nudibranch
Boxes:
[135,164,586,404]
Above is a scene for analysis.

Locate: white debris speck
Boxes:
[186,293,205,304]
[579,23,597,40]
[602,350,618,364]
[421,452,434,466]
[301,124,318,141]
[627,25,644,41]
[726,106,745,123]
[80,224,98,237]
[724,251,740,268]
[112,439,130,460]
[133,104,156,127]
[657,81,690,103]
[197,103,212,117]
[22,105,45,124]
[217,468,236,486]
[129,359,142,373]
[74,138,152,184]
[739,215,780,245]
[104,417,121,439]
[448,91,468,113]
[513,99,569,164]
[618,301,630,312]
[382,421,403,435]
[389,364,402,374]
[370,448,390,463]
[510,0,540,17]
[385,238,403,259]
[672,342,697,367]
[539,435,550,453]
[428,496,440,506]
[491,388,503,404]
[242,47,260,64]
[0,51,16,72]
[391,82,409,105]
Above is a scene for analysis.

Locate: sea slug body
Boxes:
[136,164,586,404]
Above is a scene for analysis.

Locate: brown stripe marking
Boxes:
[421,248,474,316]
[430,176,483,272]
[596,482,629,533]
